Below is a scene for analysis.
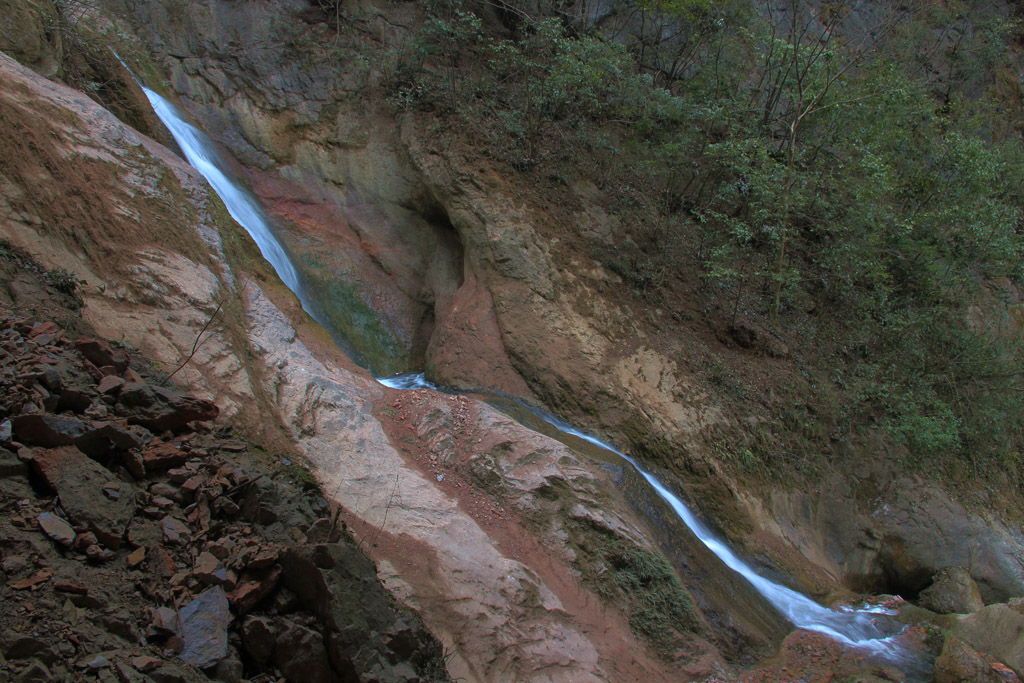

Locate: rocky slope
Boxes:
[0,243,448,682]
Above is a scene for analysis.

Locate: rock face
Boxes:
[0,0,62,77]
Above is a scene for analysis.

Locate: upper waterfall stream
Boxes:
[142,84,930,679]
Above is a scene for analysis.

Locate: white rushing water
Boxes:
[138,80,916,673]
[140,87,302,296]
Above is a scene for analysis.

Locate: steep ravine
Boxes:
[2,0,1024,680]
[127,24,996,683]
[101,0,1024,617]
[0,49,724,682]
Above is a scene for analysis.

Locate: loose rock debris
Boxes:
[0,304,450,682]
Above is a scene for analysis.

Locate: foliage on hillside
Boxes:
[385,0,1024,485]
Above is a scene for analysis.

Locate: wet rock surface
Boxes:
[0,301,449,682]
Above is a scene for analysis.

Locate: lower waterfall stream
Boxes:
[141,84,933,680]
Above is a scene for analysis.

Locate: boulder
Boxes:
[951,602,1024,678]
[178,586,229,669]
[30,445,135,548]
[227,566,281,616]
[142,443,188,471]
[919,567,985,614]
[116,383,218,432]
[933,636,1006,683]
[161,516,190,545]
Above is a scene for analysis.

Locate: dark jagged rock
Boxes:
[240,615,275,664]
[116,383,218,432]
[30,445,135,548]
[273,619,332,683]
[0,446,27,478]
[281,542,447,681]
[75,421,144,458]
[0,301,449,681]
[178,586,230,669]
[11,413,86,446]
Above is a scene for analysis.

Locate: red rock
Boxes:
[10,567,54,590]
[74,338,129,373]
[53,581,88,595]
[151,496,175,510]
[143,443,188,470]
[130,656,163,672]
[246,546,280,570]
[179,475,205,502]
[151,606,182,636]
[122,368,144,384]
[127,546,146,568]
[96,375,125,395]
[29,322,59,338]
[73,531,98,551]
[194,551,229,587]
[149,545,177,578]
[227,566,282,616]
[121,450,145,479]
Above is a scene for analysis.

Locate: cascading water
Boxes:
[379,374,931,676]
[140,78,927,677]
[139,88,302,298]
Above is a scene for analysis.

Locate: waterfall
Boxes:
[141,82,924,676]
[380,373,928,674]
[139,88,302,298]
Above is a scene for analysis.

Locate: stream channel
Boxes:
[140,82,935,680]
